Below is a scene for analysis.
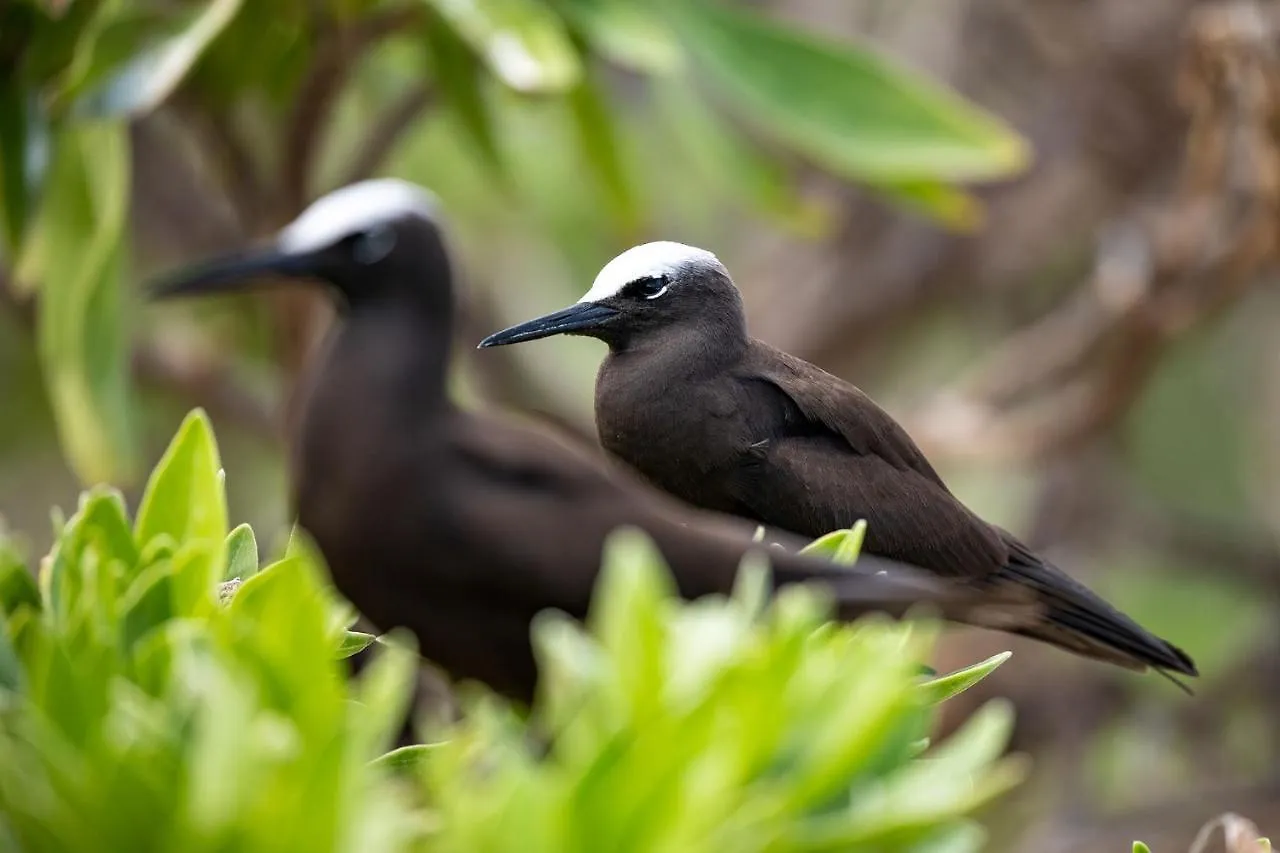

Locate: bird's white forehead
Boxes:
[278,179,439,254]
[579,241,722,303]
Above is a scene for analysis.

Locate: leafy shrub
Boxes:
[0,410,1023,853]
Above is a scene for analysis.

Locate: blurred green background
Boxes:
[2,0,1278,849]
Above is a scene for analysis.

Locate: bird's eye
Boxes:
[353,225,397,265]
[631,275,669,300]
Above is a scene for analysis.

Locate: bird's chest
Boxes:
[595,361,749,501]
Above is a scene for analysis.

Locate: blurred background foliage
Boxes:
[1,0,1278,850]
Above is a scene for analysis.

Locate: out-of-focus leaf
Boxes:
[588,527,673,714]
[653,77,827,236]
[120,560,175,649]
[134,408,227,553]
[560,0,683,75]
[222,523,257,582]
[425,13,508,184]
[867,176,985,231]
[669,1,1029,183]
[370,743,441,773]
[0,610,22,693]
[421,0,582,94]
[170,543,219,617]
[919,651,1011,705]
[32,121,137,485]
[566,74,641,235]
[1133,843,1152,853]
[338,631,378,659]
[40,487,136,625]
[0,86,36,254]
[0,548,40,617]
[352,630,418,759]
[69,0,243,118]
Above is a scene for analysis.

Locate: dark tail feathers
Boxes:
[996,543,1198,692]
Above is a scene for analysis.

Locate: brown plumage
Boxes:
[478,240,1198,688]
[149,182,1033,705]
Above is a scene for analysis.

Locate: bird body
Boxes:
[479,241,1198,684]
[151,184,1026,704]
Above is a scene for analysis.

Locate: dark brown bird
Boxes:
[149,182,1033,704]
[478,240,1198,687]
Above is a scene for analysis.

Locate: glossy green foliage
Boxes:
[0,410,1023,853]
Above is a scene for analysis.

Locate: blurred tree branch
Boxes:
[906,2,1280,462]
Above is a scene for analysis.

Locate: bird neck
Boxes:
[609,317,749,375]
[328,303,456,416]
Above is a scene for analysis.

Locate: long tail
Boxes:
[995,540,1198,691]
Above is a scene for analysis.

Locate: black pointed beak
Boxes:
[477,302,620,348]
[148,247,315,300]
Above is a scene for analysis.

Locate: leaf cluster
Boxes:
[0,409,1023,852]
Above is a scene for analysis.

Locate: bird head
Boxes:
[478,241,743,350]
[150,179,452,313]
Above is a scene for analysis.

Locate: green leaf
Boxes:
[68,0,244,118]
[222,523,258,582]
[1133,843,1152,853]
[338,631,378,659]
[352,630,419,759]
[669,1,1029,183]
[559,0,683,75]
[32,120,137,485]
[800,520,867,564]
[370,742,441,773]
[0,550,40,617]
[0,609,23,693]
[920,652,1011,705]
[867,177,985,231]
[120,560,175,649]
[170,543,220,617]
[0,85,46,255]
[566,74,641,235]
[653,77,828,236]
[421,0,582,94]
[425,13,509,184]
[134,409,227,552]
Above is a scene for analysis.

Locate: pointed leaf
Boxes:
[370,742,442,773]
[670,1,1029,183]
[867,176,984,231]
[338,631,378,659]
[222,522,257,582]
[134,409,227,551]
[800,521,867,564]
[32,121,137,485]
[920,651,1011,705]
[421,0,582,93]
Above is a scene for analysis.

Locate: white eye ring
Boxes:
[644,284,669,300]
[354,226,397,265]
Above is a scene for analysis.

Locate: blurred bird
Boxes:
[478,240,1198,688]
[149,182,1035,704]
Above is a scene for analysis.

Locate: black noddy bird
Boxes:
[478,240,1199,688]
[148,182,1037,704]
